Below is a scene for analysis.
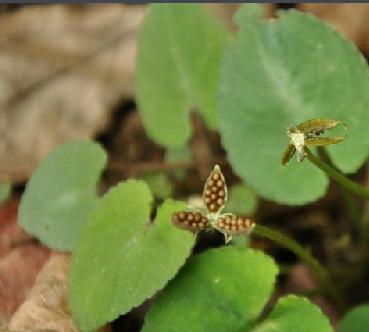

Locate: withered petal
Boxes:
[296,118,346,136]
[305,136,346,147]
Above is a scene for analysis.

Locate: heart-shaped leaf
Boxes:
[68,180,195,332]
[339,304,369,332]
[218,4,369,204]
[253,295,333,332]
[19,140,107,250]
[142,247,278,332]
[136,4,228,147]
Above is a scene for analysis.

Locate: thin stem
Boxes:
[253,224,327,284]
[305,147,369,200]
[253,224,344,309]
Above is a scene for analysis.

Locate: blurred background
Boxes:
[1,3,369,332]
[2,3,369,184]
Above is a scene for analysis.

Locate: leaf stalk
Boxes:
[252,224,344,309]
[304,147,369,200]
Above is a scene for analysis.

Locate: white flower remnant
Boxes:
[288,127,306,162]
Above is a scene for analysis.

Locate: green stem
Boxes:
[253,224,344,309]
[253,224,327,285]
[305,147,369,200]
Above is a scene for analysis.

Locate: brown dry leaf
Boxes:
[7,253,110,332]
[6,253,73,331]
[0,199,32,257]
[299,4,369,54]
[0,4,145,183]
[0,245,50,323]
[8,253,74,332]
[0,198,50,323]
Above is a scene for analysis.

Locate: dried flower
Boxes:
[281,118,347,166]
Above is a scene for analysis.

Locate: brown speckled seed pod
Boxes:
[214,215,255,235]
[203,165,227,214]
[171,211,209,232]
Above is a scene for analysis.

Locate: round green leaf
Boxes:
[339,304,369,332]
[68,180,195,332]
[136,4,228,147]
[142,247,278,332]
[0,183,11,203]
[224,183,258,215]
[218,4,369,205]
[19,140,106,251]
[253,295,333,332]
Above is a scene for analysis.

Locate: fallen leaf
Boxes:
[0,199,31,257]
[0,198,48,323]
[5,253,111,332]
[0,253,111,332]
[0,4,145,183]
[7,253,74,332]
[0,245,50,323]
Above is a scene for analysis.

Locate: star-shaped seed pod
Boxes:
[281,118,347,166]
[172,165,255,243]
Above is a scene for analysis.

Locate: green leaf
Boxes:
[224,183,258,215]
[136,4,228,147]
[0,183,11,203]
[142,247,278,332]
[253,295,333,332]
[68,181,195,332]
[141,172,173,200]
[19,140,106,251]
[339,304,369,332]
[218,4,369,204]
